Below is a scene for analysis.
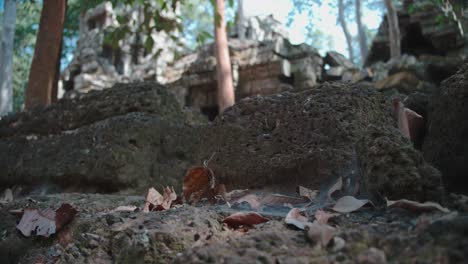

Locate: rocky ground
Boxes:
[0,191,467,264]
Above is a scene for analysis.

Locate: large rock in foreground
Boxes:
[424,62,468,193]
[198,82,442,201]
[0,81,443,201]
[0,82,202,192]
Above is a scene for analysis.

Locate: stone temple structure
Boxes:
[61,0,467,120]
[61,2,325,119]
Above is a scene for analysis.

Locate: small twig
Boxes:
[203,152,217,168]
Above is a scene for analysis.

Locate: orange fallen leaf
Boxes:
[183,166,216,203]
[285,208,311,230]
[386,198,449,213]
[314,210,340,224]
[223,212,269,228]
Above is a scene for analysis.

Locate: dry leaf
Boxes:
[327,177,343,199]
[314,210,339,224]
[386,198,450,213]
[143,187,177,212]
[17,208,56,237]
[183,166,216,202]
[332,196,369,213]
[233,194,261,210]
[16,204,77,238]
[285,208,311,230]
[55,204,78,231]
[0,188,13,204]
[223,212,269,228]
[306,222,336,247]
[161,186,177,210]
[297,186,318,201]
[143,187,163,212]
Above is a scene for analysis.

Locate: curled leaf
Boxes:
[332,196,369,213]
[183,166,216,203]
[285,208,311,230]
[223,212,269,228]
[143,186,177,212]
[386,198,449,213]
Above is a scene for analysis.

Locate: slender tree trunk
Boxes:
[384,0,401,59]
[214,0,235,113]
[338,0,354,62]
[237,0,246,40]
[25,0,66,109]
[0,0,17,116]
[355,0,368,63]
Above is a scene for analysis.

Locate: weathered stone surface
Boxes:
[0,82,205,192]
[197,82,442,201]
[357,127,443,201]
[0,113,200,192]
[0,81,443,201]
[423,62,468,193]
[0,82,190,138]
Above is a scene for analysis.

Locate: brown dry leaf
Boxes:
[314,210,340,224]
[143,187,177,212]
[223,212,269,228]
[285,208,311,230]
[55,204,78,231]
[386,198,450,213]
[233,194,261,210]
[183,166,216,202]
[332,196,369,213]
[306,222,337,247]
[297,186,318,201]
[327,177,343,199]
[17,208,56,237]
[0,188,13,204]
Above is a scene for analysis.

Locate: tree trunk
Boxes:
[214,0,235,113]
[355,0,368,64]
[338,0,354,62]
[237,0,246,40]
[0,0,17,116]
[25,0,66,109]
[384,0,401,59]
